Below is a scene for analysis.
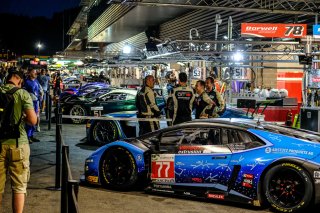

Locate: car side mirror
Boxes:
[150,137,160,151]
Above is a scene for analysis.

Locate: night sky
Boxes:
[0,0,80,18]
[0,0,81,55]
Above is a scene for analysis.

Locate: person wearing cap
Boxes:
[0,69,37,213]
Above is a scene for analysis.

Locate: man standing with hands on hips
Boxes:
[136,75,161,136]
[0,68,37,213]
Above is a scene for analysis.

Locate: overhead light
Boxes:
[233,52,243,61]
[123,44,132,54]
[74,38,81,41]
[74,60,84,66]
[223,35,228,40]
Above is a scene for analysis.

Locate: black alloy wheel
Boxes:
[69,105,87,124]
[263,163,313,212]
[91,121,119,145]
[99,147,138,190]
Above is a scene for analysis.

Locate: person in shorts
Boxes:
[0,69,37,213]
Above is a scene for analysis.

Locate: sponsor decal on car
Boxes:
[265,147,314,156]
[178,146,204,154]
[191,177,203,183]
[183,192,196,197]
[314,171,320,179]
[151,154,175,183]
[207,193,225,200]
[86,175,98,183]
[228,144,246,151]
[153,184,172,189]
[242,173,254,188]
[136,154,142,161]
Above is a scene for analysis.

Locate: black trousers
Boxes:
[138,121,160,136]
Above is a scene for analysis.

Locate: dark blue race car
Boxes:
[60,82,109,102]
[86,107,252,145]
[84,119,320,212]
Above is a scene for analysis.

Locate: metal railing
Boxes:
[55,105,80,213]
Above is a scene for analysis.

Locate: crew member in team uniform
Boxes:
[136,75,161,136]
[168,72,195,125]
[205,77,225,116]
[194,80,216,119]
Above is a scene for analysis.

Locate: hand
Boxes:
[200,114,208,119]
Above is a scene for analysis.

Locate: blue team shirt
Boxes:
[24,78,41,101]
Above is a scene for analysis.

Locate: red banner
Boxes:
[241,23,307,38]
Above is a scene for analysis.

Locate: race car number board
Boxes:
[151,154,175,183]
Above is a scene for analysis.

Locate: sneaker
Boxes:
[30,137,40,142]
[36,126,41,132]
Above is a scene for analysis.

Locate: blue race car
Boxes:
[86,107,251,145]
[60,82,109,102]
[84,118,320,212]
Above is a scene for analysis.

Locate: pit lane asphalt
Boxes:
[1,120,318,213]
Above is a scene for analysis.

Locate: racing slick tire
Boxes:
[90,121,119,146]
[99,147,138,190]
[263,163,313,212]
[69,105,87,124]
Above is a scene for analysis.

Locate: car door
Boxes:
[99,93,127,113]
[123,94,137,111]
[222,128,267,195]
[150,127,232,187]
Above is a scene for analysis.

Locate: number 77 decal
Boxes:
[151,154,175,183]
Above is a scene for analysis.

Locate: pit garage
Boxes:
[4,1,320,213]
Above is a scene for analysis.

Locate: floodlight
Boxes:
[233,52,243,61]
[123,44,132,54]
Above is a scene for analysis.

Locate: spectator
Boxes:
[24,69,41,143]
[53,72,62,97]
[0,69,37,213]
[37,69,50,112]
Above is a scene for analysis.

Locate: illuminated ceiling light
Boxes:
[223,35,228,40]
[233,52,243,61]
[123,44,132,54]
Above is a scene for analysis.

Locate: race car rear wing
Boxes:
[237,99,278,118]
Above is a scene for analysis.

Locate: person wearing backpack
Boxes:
[0,69,37,213]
